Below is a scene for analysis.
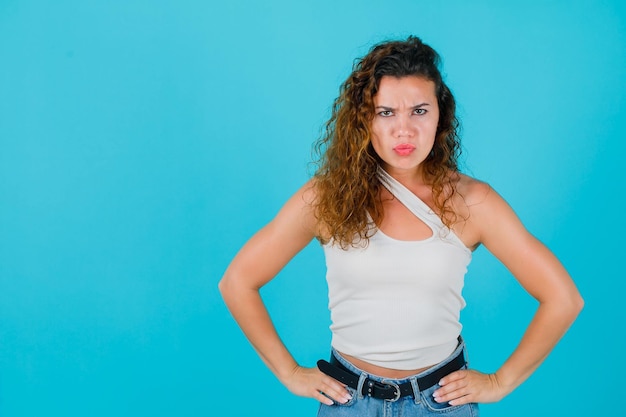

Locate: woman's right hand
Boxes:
[282,365,353,405]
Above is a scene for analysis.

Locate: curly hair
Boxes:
[313,36,462,248]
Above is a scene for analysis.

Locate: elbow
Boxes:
[218,270,252,307]
[218,264,264,309]
[544,288,584,323]
[218,273,234,304]
[217,276,226,295]
[569,282,585,315]
[573,292,584,316]
[218,276,239,312]
[562,290,584,323]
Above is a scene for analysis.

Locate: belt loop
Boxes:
[458,335,468,367]
[356,373,367,400]
[410,377,421,404]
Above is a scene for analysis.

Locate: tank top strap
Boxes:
[376,166,445,230]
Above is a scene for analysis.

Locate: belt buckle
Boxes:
[381,381,401,402]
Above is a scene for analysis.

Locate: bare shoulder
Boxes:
[299,178,319,206]
[277,179,319,234]
[453,173,493,207]
[298,178,333,240]
[449,173,515,249]
[454,173,517,222]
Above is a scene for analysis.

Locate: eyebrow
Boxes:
[375,103,431,111]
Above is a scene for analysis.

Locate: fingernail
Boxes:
[438,379,445,386]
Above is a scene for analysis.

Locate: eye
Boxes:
[378,110,393,117]
[413,108,427,115]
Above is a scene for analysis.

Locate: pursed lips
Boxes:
[393,144,416,155]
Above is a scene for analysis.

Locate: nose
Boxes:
[394,114,414,137]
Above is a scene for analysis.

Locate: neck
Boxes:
[380,165,428,188]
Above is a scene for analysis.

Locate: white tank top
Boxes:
[323,168,472,370]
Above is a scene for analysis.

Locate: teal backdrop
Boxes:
[1,1,624,416]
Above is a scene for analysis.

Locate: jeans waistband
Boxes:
[331,336,466,385]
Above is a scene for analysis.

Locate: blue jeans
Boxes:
[317,341,479,417]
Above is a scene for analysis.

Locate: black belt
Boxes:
[317,346,466,402]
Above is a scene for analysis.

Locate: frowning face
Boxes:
[370,76,439,178]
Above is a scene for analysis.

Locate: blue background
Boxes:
[1,1,624,416]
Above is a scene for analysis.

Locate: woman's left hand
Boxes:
[432,369,507,405]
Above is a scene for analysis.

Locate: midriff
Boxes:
[338,351,433,379]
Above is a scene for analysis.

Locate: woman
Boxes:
[219,36,583,416]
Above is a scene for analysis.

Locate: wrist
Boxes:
[491,371,515,399]
[277,363,302,386]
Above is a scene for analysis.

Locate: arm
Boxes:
[218,181,351,405]
[434,184,584,405]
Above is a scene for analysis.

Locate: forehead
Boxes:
[374,76,437,103]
